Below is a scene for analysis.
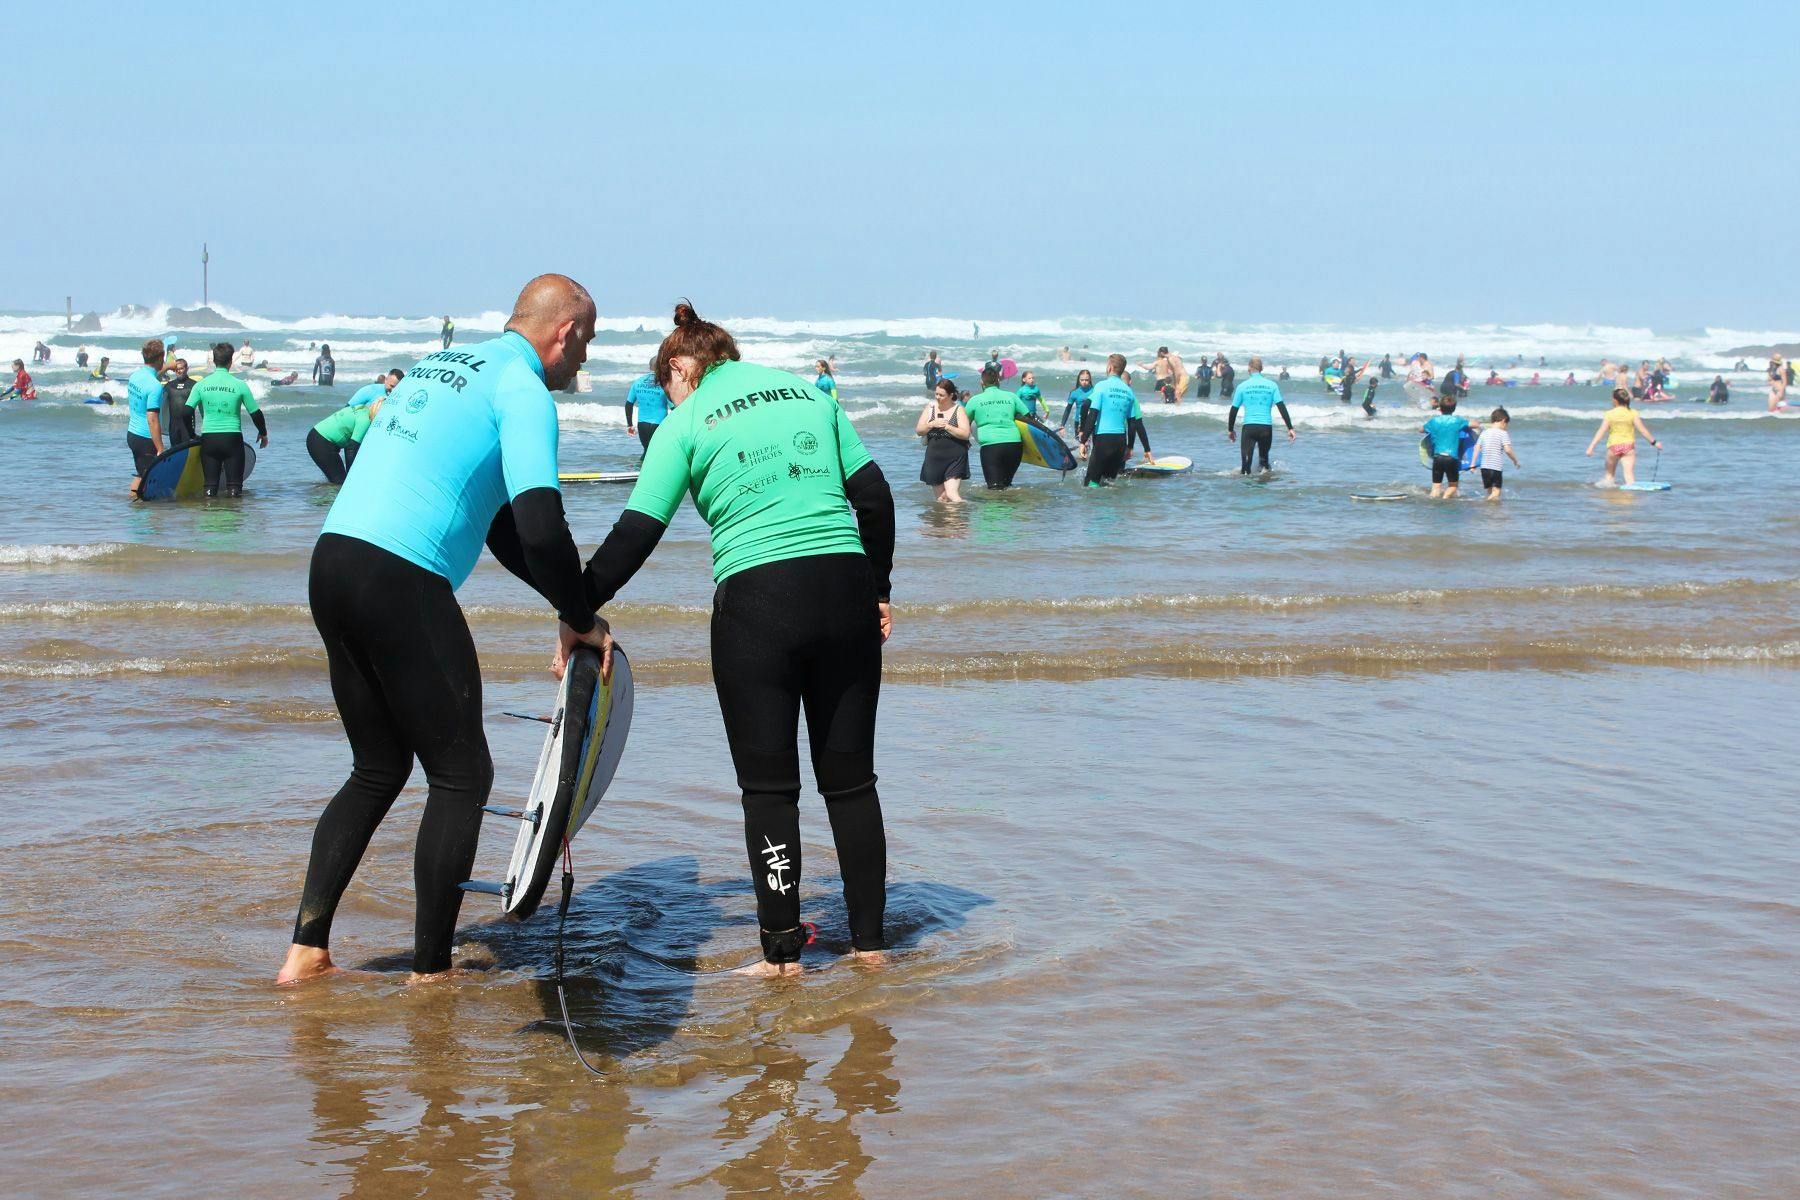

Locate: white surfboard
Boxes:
[500,646,634,919]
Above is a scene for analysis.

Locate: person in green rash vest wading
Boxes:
[578,302,897,976]
[186,342,269,497]
[307,396,385,484]
[962,365,1032,489]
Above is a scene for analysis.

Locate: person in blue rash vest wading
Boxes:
[1226,357,1296,474]
[277,274,613,986]
[624,371,671,451]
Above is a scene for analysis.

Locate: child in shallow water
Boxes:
[1473,407,1522,501]
[1015,370,1044,420]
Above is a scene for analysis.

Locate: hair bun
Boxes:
[672,300,698,328]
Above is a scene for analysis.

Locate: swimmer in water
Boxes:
[123,340,166,496]
[916,377,972,503]
[1585,387,1663,486]
[624,371,671,451]
[1085,354,1153,486]
[186,343,269,497]
[279,275,608,986]
[2,359,35,401]
[963,364,1033,488]
[578,301,896,976]
[1226,356,1295,474]
[1707,375,1729,404]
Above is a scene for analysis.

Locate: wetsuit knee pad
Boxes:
[813,748,877,802]
[732,745,802,801]
[760,924,811,963]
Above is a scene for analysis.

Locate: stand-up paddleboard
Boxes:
[1015,417,1077,472]
[1620,481,1672,492]
[559,471,640,485]
[1352,491,1409,501]
[493,646,634,920]
[139,439,257,500]
[1130,455,1193,476]
[999,357,1018,381]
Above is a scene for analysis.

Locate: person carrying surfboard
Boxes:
[1422,395,1480,499]
[963,364,1034,488]
[277,274,610,986]
[577,301,896,977]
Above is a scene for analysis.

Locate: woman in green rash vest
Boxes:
[306,396,384,485]
[962,364,1032,488]
[579,302,897,976]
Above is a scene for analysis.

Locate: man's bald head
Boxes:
[505,273,597,391]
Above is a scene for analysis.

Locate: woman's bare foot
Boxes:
[276,944,342,985]
[733,960,805,978]
[852,949,889,967]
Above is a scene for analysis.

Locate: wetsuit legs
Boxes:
[711,554,886,962]
[293,534,493,975]
[198,433,245,496]
[637,422,658,451]
[126,432,157,477]
[1240,424,1273,474]
[1085,433,1127,484]
[306,429,348,484]
[979,442,1024,489]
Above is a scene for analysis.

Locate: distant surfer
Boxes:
[1585,388,1663,486]
[623,371,670,450]
[1226,357,1295,475]
[239,340,254,368]
[923,350,942,391]
[278,274,609,986]
[1379,353,1395,379]
[1084,354,1151,486]
[1214,353,1236,403]
[187,343,269,497]
[1405,353,1435,406]
[441,315,454,349]
[984,348,1003,380]
[75,347,90,368]
[2,359,35,401]
[1440,356,1470,402]
[577,301,895,976]
[32,340,51,364]
[123,340,166,496]
[1707,375,1729,404]
[964,364,1033,488]
[1193,355,1213,400]
[90,356,111,381]
[1768,354,1788,412]
[917,377,972,503]
[1362,371,1379,416]
[311,343,336,386]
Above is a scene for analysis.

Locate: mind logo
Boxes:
[404,389,430,414]
[793,432,819,455]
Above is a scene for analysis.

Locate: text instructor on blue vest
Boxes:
[277,274,612,986]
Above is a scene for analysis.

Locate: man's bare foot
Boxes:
[276,944,342,985]
[733,960,805,978]
[852,949,889,967]
[406,968,474,985]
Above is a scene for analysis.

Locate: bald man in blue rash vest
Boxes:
[277,274,612,986]
[1226,356,1295,474]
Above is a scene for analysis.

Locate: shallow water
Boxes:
[2,314,1798,1197]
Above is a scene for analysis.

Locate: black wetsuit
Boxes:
[312,354,336,386]
[1363,376,1379,415]
[1380,355,1395,379]
[980,442,1025,489]
[1194,362,1213,399]
[1217,362,1236,400]
[162,377,198,446]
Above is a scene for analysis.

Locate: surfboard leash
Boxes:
[553,839,610,1079]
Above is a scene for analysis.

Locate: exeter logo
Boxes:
[404,389,430,414]
[792,432,818,455]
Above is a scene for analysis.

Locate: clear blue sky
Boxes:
[10,1,1794,328]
